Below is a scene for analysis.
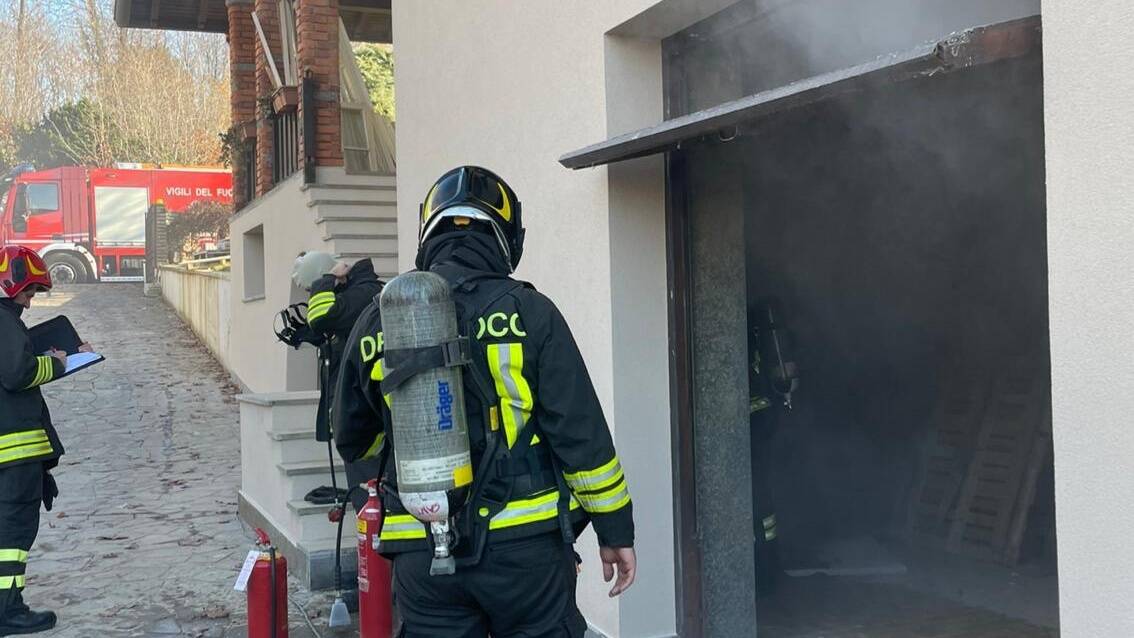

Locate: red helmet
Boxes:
[0,245,52,298]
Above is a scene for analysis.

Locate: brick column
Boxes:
[296,0,343,171]
[226,0,256,210]
[253,0,282,196]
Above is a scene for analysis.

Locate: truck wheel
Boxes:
[46,253,89,285]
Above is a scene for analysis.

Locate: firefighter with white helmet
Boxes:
[335,167,636,636]
[287,251,384,511]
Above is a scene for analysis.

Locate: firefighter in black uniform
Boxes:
[0,245,86,636]
[288,253,384,510]
[334,166,636,637]
[748,297,799,598]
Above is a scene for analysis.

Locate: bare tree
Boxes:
[0,0,230,168]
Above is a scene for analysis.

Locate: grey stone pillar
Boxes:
[687,144,757,636]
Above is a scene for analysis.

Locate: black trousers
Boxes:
[393,533,587,638]
[0,463,43,619]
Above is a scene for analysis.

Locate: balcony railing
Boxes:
[272,108,300,185]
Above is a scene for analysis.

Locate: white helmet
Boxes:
[291,251,337,290]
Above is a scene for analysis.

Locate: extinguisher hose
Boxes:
[333,446,392,594]
[334,485,363,594]
[269,545,279,638]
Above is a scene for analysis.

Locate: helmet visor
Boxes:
[421,170,515,230]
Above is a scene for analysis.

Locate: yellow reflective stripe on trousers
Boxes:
[0,575,25,590]
[0,549,27,563]
[489,491,581,531]
[486,343,533,449]
[379,514,427,541]
[368,358,392,408]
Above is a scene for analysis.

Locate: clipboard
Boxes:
[28,315,105,381]
[29,316,84,354]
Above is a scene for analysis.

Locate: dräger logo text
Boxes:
[437,381,454,431]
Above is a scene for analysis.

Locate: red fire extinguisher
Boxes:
[247,528,288,638]
[358,479,393,638]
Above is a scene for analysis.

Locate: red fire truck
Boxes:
[0,164,232,283]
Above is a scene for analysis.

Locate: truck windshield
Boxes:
[26,183,59,213]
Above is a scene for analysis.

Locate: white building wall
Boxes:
[394,1,1134,637]
[1043,2,1134,636]
[228,175,321,393]
[392,2,682,635]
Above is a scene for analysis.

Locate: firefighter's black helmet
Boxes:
[419,166,524,271]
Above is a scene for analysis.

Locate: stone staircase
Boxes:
[236,168,398,589]
[303,168,400,278]
[237,391,359,590]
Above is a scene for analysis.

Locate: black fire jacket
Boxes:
[334,232,634,553]
[305,259,384,442]
[0,300,64,470]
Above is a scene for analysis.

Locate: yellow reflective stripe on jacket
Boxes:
[379,514,427,541]
[0,575,25,590]
[0,430,53,465]
[0,430,49,452]
[565,456,632,515]
[360,432,386,460]
[564,457,622,491]
[306,291,336,322]
[369,358,392,408]
[0,549,27,563]
[0,442,53,465]
[23,356,54,389]
[575,485,631,514]
[488,490,581,531]
[486,343,533,449]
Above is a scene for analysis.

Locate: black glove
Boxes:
[42,471,58,511]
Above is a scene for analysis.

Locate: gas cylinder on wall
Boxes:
[247,529,288,638]
[379,270,474,575]
[357,480,393,638]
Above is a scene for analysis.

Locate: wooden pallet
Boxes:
[946,356,1051,565]
[907,366,988,544]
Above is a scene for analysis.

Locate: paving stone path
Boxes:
[22,285,346,638]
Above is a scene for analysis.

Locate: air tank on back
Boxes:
[379,270,473,575]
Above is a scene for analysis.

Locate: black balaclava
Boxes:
[416,227,511,277]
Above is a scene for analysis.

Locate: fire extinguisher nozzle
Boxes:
[329,597,351,628]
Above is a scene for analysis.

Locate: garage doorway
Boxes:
[663,3,1058,636]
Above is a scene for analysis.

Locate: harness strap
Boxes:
[380,338,472,392]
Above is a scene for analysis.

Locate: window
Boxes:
[26,183,59,215]
[338,19,396,174]
[242,225,266,301]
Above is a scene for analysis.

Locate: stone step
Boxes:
[313,201,398,221]
[290,501,359,545]
[305,187,397,207]
[314,168,396,189]
[266,428,313,442]
[324,234,398,254]
[316,216,398,237]
[278,459,349,501]
[271,430,333,465]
